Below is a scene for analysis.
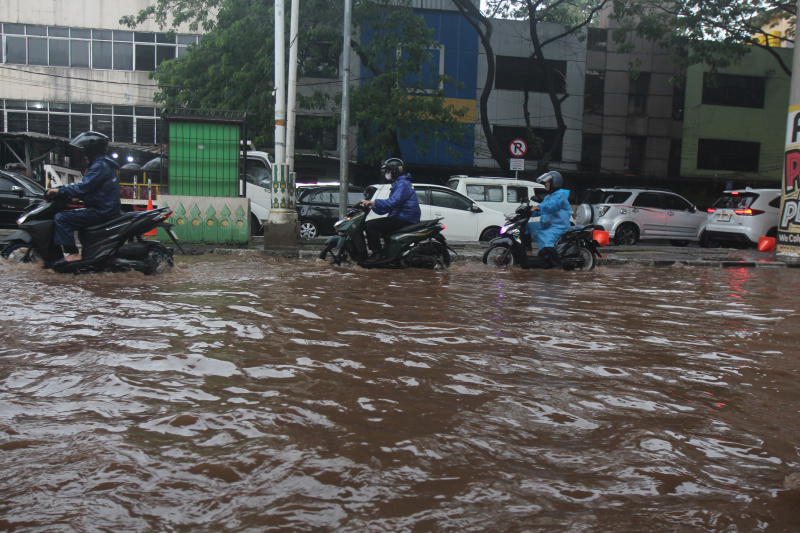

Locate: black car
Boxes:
[296,185,366,238]
[0,171,46,228]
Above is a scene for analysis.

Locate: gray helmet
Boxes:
[70,131,109,159]
[536,171,563,190]
[381,158,405,182]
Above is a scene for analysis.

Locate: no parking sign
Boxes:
[509,138,527,158]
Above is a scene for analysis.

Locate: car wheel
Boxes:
[299,220,319,239]
[479,226,501,242]
[251,214,264,236]
[613,223,639,245]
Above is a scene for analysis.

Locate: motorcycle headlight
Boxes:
[500,224,510,235]
[16,213,28,225]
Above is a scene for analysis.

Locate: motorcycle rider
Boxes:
[361,158,421,263]
[527,171,571,269]
[45,131,122,263]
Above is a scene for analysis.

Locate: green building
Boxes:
[681,46,793,188]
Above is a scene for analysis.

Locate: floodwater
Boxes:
[1,253,799,532]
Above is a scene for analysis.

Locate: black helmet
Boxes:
[536,171,563,190]
[70,131,109,160]
[381,158,405,182]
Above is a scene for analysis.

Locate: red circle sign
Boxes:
[509,138,528,157]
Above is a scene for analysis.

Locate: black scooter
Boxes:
[482,202,601,271]
[319,203,451,269]
[1,196,184,275]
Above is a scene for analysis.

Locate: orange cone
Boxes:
[144,193,157,237]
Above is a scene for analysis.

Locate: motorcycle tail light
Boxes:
[441,224,446,230]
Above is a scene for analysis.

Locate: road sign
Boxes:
[510,158,525,171]
[509,138,528,158]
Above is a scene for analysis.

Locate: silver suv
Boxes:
[574,188,709,246]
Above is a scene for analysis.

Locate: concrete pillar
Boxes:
[263,163,298,249]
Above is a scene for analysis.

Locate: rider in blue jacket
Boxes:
[362,158,421,263]
[527,171,571,269]
[46,131,122,263]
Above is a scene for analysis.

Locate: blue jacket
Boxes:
[60,156,122,217]
[372,174,421,223]
[527,188,571,248]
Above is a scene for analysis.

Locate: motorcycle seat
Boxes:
[393,218,442,234]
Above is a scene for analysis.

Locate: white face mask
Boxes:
[384,171,393,182]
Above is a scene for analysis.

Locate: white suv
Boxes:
[365,183,507,241]
[574,187,709,246]
[705,188,780,248]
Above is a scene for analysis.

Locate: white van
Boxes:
[446,176,546,216]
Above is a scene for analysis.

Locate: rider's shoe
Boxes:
[363,253,384,264]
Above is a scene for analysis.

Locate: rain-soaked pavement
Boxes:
[1,251,800,531]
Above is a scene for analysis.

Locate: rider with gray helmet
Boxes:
[527,171,572,269]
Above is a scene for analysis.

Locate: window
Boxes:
[496,56,567,93]
[697,138,760,172]
[584,70,605,115]
[0,176,14,192]
[662,194,691,211]
[587,28,607,51]
[626,136,647,175]
[430,189,472,211]
[6,36,26,63]
[416,189,429,205]
[633,192,661,209]
[628,73,650,117]
[71,40,90,68]
[702,73,765,109]
[465,185,502,202]
[507,186,529,203]
[581,133,602,172]
[49,38,69,66]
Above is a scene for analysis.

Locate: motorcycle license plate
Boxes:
[717,214,731,222]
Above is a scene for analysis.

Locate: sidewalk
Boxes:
[4,228,799,268]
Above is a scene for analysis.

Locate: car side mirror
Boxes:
[11,185,24,197]
[471,204,483,213]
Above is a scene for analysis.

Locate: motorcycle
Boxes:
[482,202,601,271]
[319,203,452,269]
[1,196,185,275]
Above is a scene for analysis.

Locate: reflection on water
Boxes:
[1,256,800,531]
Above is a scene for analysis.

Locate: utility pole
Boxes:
[264,0,299,249]
[338,0,353,218]
[286,0,300,173]
[776,0,800,253]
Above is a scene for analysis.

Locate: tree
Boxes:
[454,0,610,172]
[611,0,795,77]
[122,0,468,163]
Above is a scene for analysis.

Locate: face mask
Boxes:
[385,171,393,182]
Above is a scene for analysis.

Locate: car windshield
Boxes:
[3,172,45,194]
[583,190,632,204]
[712,193,757,209]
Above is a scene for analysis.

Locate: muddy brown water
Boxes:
[1,255,799,532]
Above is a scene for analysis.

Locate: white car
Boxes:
[365,183,507,241]
[705,188,780,248]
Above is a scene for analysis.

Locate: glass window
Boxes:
[94,115,112,137]
[92,40,112,69]
[113,31,133,42]
[328,191,340,204]
[495,56,567,93]
[71,40,90,68]
[6,100,25,110]
[113,41,133,70]
[507,186,529,203]
[415,189,429,205]
[70,28,91,39]
[0,176,14,192]
[7,111,26,131]
[177,34,198,45]
[26,25,47,36]
[632,193,661,209]
[28,101,46,111]
[50,102,69,112]
[135,32,155,43]
[49,27,69,38]
[6,36,27,63]
[71,114,90,134]
[114,115,134,143]
[157,33,176,44]
[93,104,112,115]
[136,118,156,144]
[662,194,691,211]
[49,39,70,66]
[4,24,25,35]
[702,73,765,109]
[431,189,471,211]
[27,37,48,65]
[92,29,113,40]
[584,71,605,115]
[348,190,365,203]
[135,44,155,71]
[135,107,155,116]
[114,105,133,116]
[465,185,484,201]
[50,114,70,138]
[697,138,760,172]
[71,103,91,113]
[156,45,175,66]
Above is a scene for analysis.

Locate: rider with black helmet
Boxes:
[527,171,572,269]
[361,157,421,263]
[46,131,122,263]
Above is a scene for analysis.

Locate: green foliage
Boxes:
[122,0,468,162]
[612,0,795,76]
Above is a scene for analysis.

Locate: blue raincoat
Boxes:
[372,174,421,223]
[527,188,571,248]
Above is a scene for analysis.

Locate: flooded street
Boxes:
[1,254,799,531]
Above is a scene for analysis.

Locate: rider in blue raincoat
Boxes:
[527,171,571,269]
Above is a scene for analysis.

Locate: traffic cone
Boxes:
[144,191,157,237]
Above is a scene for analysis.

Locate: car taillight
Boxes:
[707,208,716,214]
[598,205,611,217]
[733,208,764,216]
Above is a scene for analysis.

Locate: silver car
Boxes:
[574,188,710,246]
